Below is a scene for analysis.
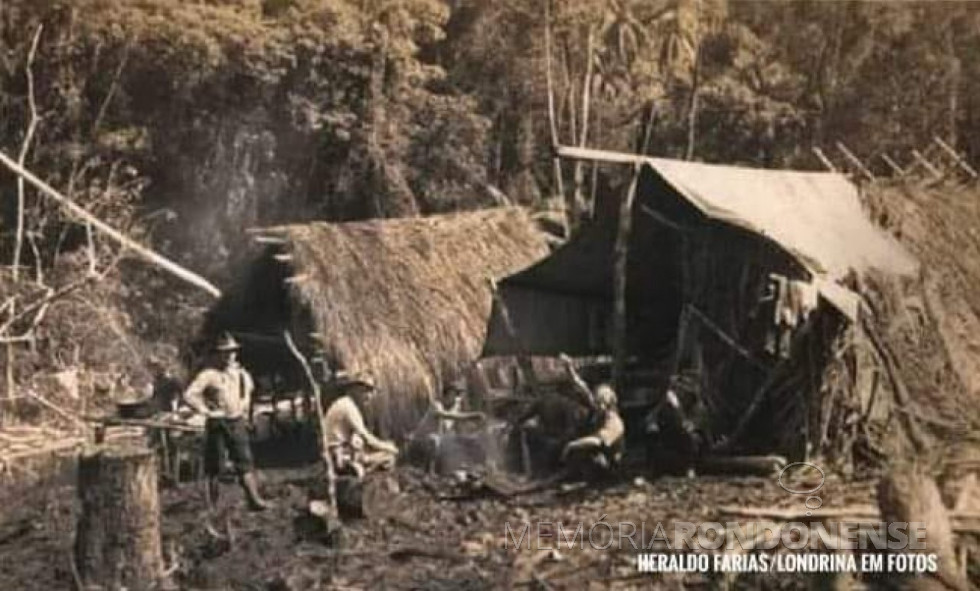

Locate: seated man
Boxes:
[644,387,704,475]
[323,372,398,477]
[408,382,486,473]
[557,354,625,478]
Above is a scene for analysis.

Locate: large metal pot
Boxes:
[115,396,155,419]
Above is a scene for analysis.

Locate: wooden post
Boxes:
[488,278,539,393]
[881,153,907,177]
[811,147,838,172]
[571,25,594,224]
[911,149,944,180]
[283,330,338,520]
[74,444,163,589]
[836,141,876,182]
[933,136,978,179]
[543,0,567,236]
[612,165,641,391]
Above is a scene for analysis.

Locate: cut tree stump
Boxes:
[74,444,164,590]
[335,473,400,520]
[877,463,968,591]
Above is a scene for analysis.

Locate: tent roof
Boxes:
[560,147,919,279]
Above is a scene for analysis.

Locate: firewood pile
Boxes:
[0,425,85,475]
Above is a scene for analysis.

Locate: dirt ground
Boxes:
[0,443,916,591]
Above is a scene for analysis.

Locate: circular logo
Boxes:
[777,462,826,496]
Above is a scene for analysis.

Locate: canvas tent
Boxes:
[483,148,919,460]
[202,207,550,436]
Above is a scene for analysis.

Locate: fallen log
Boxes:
[695,454,787,477]
[0,150,221,298]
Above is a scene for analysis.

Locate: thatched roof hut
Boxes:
[203,207,550,435]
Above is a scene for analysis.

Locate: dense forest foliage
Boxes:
[0,1,977,418]
[1,0,976,277]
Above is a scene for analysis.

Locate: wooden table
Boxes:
[84,414,204,483]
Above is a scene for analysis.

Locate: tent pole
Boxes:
[488,278,539,393]
[612,164,641,392]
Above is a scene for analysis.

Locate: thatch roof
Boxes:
[257,207,550,434]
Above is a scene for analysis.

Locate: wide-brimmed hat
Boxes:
[215,333,241,352]
[334,370,375,392]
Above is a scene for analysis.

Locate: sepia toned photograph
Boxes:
[0,0,978,589]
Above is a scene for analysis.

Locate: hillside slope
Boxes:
[863,180,980,441]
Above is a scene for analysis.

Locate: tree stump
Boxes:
[335,473,400,520]
[74,444,163,590]
[877,463,967,591]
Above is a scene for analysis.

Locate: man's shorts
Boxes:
[204,417,254,476]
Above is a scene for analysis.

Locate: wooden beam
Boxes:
[911,149,943,179]
[252,235,288,245]
[612,165,641,390]
[686,304,768,370]
[810,146,837,172]
[933,136,979,178]
[638,204,688,233]
[488,278,539,393]
[0,150,221,298]
[557,145,646,166]
[835,141,875,182]
[880,153,906,177]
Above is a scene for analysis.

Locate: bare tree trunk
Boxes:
[945,31,961,148]
[572,26,594,226]
[685,9,701,162]
[685,57,700,161]
[12,25,42,283]
[544,0,566,235]
[612,167,640,391]
[74,444,164,590]
[6,25,43,425]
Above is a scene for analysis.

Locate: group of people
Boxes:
[179,333,631,512]
[180,333,402,511]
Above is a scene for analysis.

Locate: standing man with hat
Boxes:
[183,332,272,510]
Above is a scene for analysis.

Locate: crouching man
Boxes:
[183,333,272,511]
[557,354,625,479]
[324,372,398,477]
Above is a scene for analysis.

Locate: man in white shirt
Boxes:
[183,333,271,510]
[323,372,398,477]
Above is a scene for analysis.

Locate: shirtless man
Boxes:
[557,354,625,475]
[409,383,486,473]
[323,372,398,477]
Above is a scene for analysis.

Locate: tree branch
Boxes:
[12,24,43,282]
[0,152,222,298]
